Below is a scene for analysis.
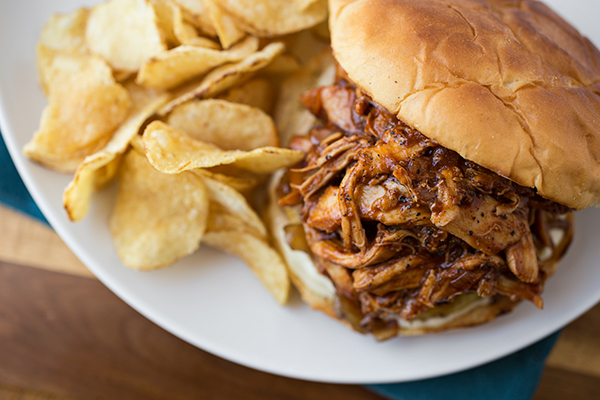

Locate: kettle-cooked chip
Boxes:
[217,78,274,114]
[24,52,131,172]
[94,155,123,191]
[261,54,301,75]
[160,41,284,114]
[275,48,335,146]
[293,0,320,10]
[199,175,267,238]
[171,4,221,48]
[203,218,290,305]
[142,121,303,174]
[86,0,167,72]
[36,7,92,95]
[110,150,209,270]
[191,168,259,194]
[311,20,330,41]
[203,0,246,49]
[149,0,179,47]
[218,0,327,36]
[123,80,169,110]
[28,0,331,303]
[280,29,329,66]
[113,70,135,82]
[63,89,170,221]
[36,46,61,96]
[167,99,278,150]
[171,0,217,36]
[39,7,89,53]
[137,36,258,89]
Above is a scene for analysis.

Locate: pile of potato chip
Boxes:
[25,0,335,306]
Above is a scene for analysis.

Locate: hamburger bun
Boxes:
[330,0,600,210]
[270,0,585,339]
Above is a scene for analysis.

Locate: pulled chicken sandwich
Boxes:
[270,0,600,340]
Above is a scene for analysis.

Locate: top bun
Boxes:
[329,0,600,210]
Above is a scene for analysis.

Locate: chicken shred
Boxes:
[279,73,573,335]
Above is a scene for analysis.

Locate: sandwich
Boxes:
[268,0,600,340]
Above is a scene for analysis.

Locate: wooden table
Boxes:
[0,204,598,400]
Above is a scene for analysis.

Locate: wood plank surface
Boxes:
[0,260,383,400]
[545,305,600,376]
[0,207,91,278]
[0,204,599,399]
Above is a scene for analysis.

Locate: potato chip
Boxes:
[311,20,330,41]
[36,46,59,96]
[191,168,259,193]
[86,0,167,72]
[293,0,320,10]
[199,174,266,238]
[173,18,202,46]
[217,78,274,114]
[218,0,327,36]
[137,36,258,89]
[123,80,168,110]
[143,121,303,174]
[113,70,135,82]
[149,0,178,47]
[24,53,131,172]
[28,0,332,299]
[171,0,217,36]
[159,42,284,114]
[261,54,301,75]
[36,8,91,95]
[35,47,88,95]
[203,225,290,305]
[206,203,249,232]
[167,99,278,150]
[171,4,220,48]
[63,89,170,221]
[275,48,336,146]
[129,133,145,154]
[86,81,167,194]
[281,29,329,66]
[94,154,123,190]
[203,164,258,178]
[39,8,89,53]
[110,150,209,270]
[203,0,245,49]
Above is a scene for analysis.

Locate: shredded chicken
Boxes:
[279,70,573,336]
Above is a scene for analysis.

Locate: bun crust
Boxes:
[330,0,600,210]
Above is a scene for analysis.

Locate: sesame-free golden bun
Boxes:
[330,0,600,210]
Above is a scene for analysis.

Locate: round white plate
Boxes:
[1,0,599,384]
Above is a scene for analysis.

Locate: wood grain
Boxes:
[1,204,600,399]
[546,305,600,377]
[0,261,383,400]
[0,383,80,400]
[0,207,92,278]
[535,368,600,400]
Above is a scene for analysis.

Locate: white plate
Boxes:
[1,0,599,384]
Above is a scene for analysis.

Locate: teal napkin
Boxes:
[0,131,558,399]
[0,132,47,224]
[368,332,558,399]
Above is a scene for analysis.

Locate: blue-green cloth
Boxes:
[368,332,559,399]
[0,132,47,224]
[0,131,557,399]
